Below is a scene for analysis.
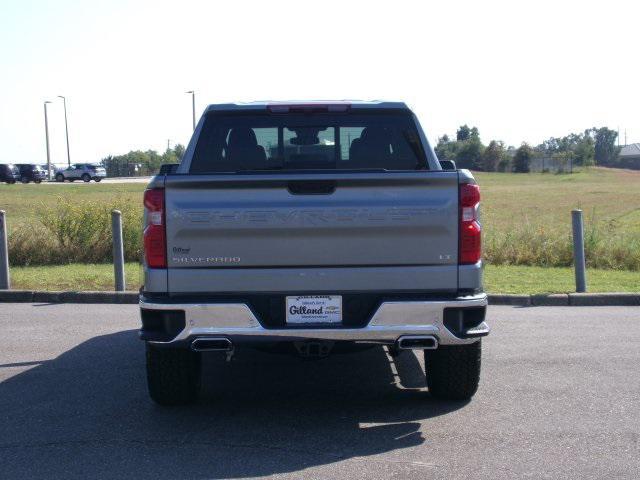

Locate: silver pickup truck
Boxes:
[139,101,488,405]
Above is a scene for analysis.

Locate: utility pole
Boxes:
[58,96,71,167]
[44,101,52,180]
[186,90,196,130]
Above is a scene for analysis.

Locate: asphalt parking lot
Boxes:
[0,304,638,479]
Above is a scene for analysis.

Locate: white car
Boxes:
[55,163,107,182]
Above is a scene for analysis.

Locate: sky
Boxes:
[1,0,638,166]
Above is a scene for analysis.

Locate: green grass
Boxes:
[10,263,143,291]
[477,168,640,270]
[475,167,640,233]
[484,265,639,294]
[3,168,638,230]
[3,167,638,230]
[1,167,640,270]
[8,262,639,294]
[0,183,143,227]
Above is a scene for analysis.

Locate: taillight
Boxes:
[143,188,166,268]
[459,183,481,265]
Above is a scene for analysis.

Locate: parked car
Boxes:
[0,163,21,184]
[55,163,107,182]
[139,101,489,405]
[16,164,47,183]
[41,164,57,179]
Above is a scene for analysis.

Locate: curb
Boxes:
[568,293,640,306]
[488,293,640,307]
[486,294,531,306]
[530,294,569,306]
[0,290,638,307]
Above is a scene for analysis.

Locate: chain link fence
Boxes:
[529,156,575,173]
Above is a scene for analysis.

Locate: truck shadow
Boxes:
[0,330,467,479]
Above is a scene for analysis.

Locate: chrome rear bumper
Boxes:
[140,293,489,347]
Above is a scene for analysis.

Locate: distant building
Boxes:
[619,143,640,161]
[618,143,640,169]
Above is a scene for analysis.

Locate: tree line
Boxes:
[100,144,185,177]
[99,125,622,176]
[435,125,621,172]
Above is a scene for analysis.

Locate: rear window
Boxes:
[190,111,427,173]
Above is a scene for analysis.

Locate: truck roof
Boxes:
[206,100,409,113]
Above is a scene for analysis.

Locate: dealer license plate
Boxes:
[285,295,342,324]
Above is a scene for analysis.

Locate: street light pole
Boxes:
[186,90,195,130]
[58,95,71,167]
[44,101,52,181]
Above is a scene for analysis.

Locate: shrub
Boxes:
[8,225,62,266]
[6,194,640,272]
[497,158,511,172]
[484,221,640,271]
[481,140,505,172]
[513,143,533,173]
[8,197,143,266]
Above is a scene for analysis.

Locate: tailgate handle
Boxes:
[287,180,336,195]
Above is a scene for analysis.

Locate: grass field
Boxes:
[475,168,640,235]
[8,263,639,294]
[1,167,639,274]
[0,183,143,226]
[4,168,639,230]
[476,168,640,270]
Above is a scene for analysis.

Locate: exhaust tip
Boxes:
[191,337,233,352]
[397,335,438,350]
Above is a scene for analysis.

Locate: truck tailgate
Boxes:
[164,171,459,294]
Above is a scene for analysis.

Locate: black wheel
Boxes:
[35,179,42,184]
[82,173,91,182]
[55,173,64,182]
[146,343,201,406]
[21,177,29,184]
[8,179,16,184]
[94,177,102,182]
[425,341,481,401]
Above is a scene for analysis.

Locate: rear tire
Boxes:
[94,177,102,182]
[82,174,91,182]
[55,174,64,182]
[35,179,42,184]
[425,341,481,401]
[21,177,29,184]
[146,343,201,406]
